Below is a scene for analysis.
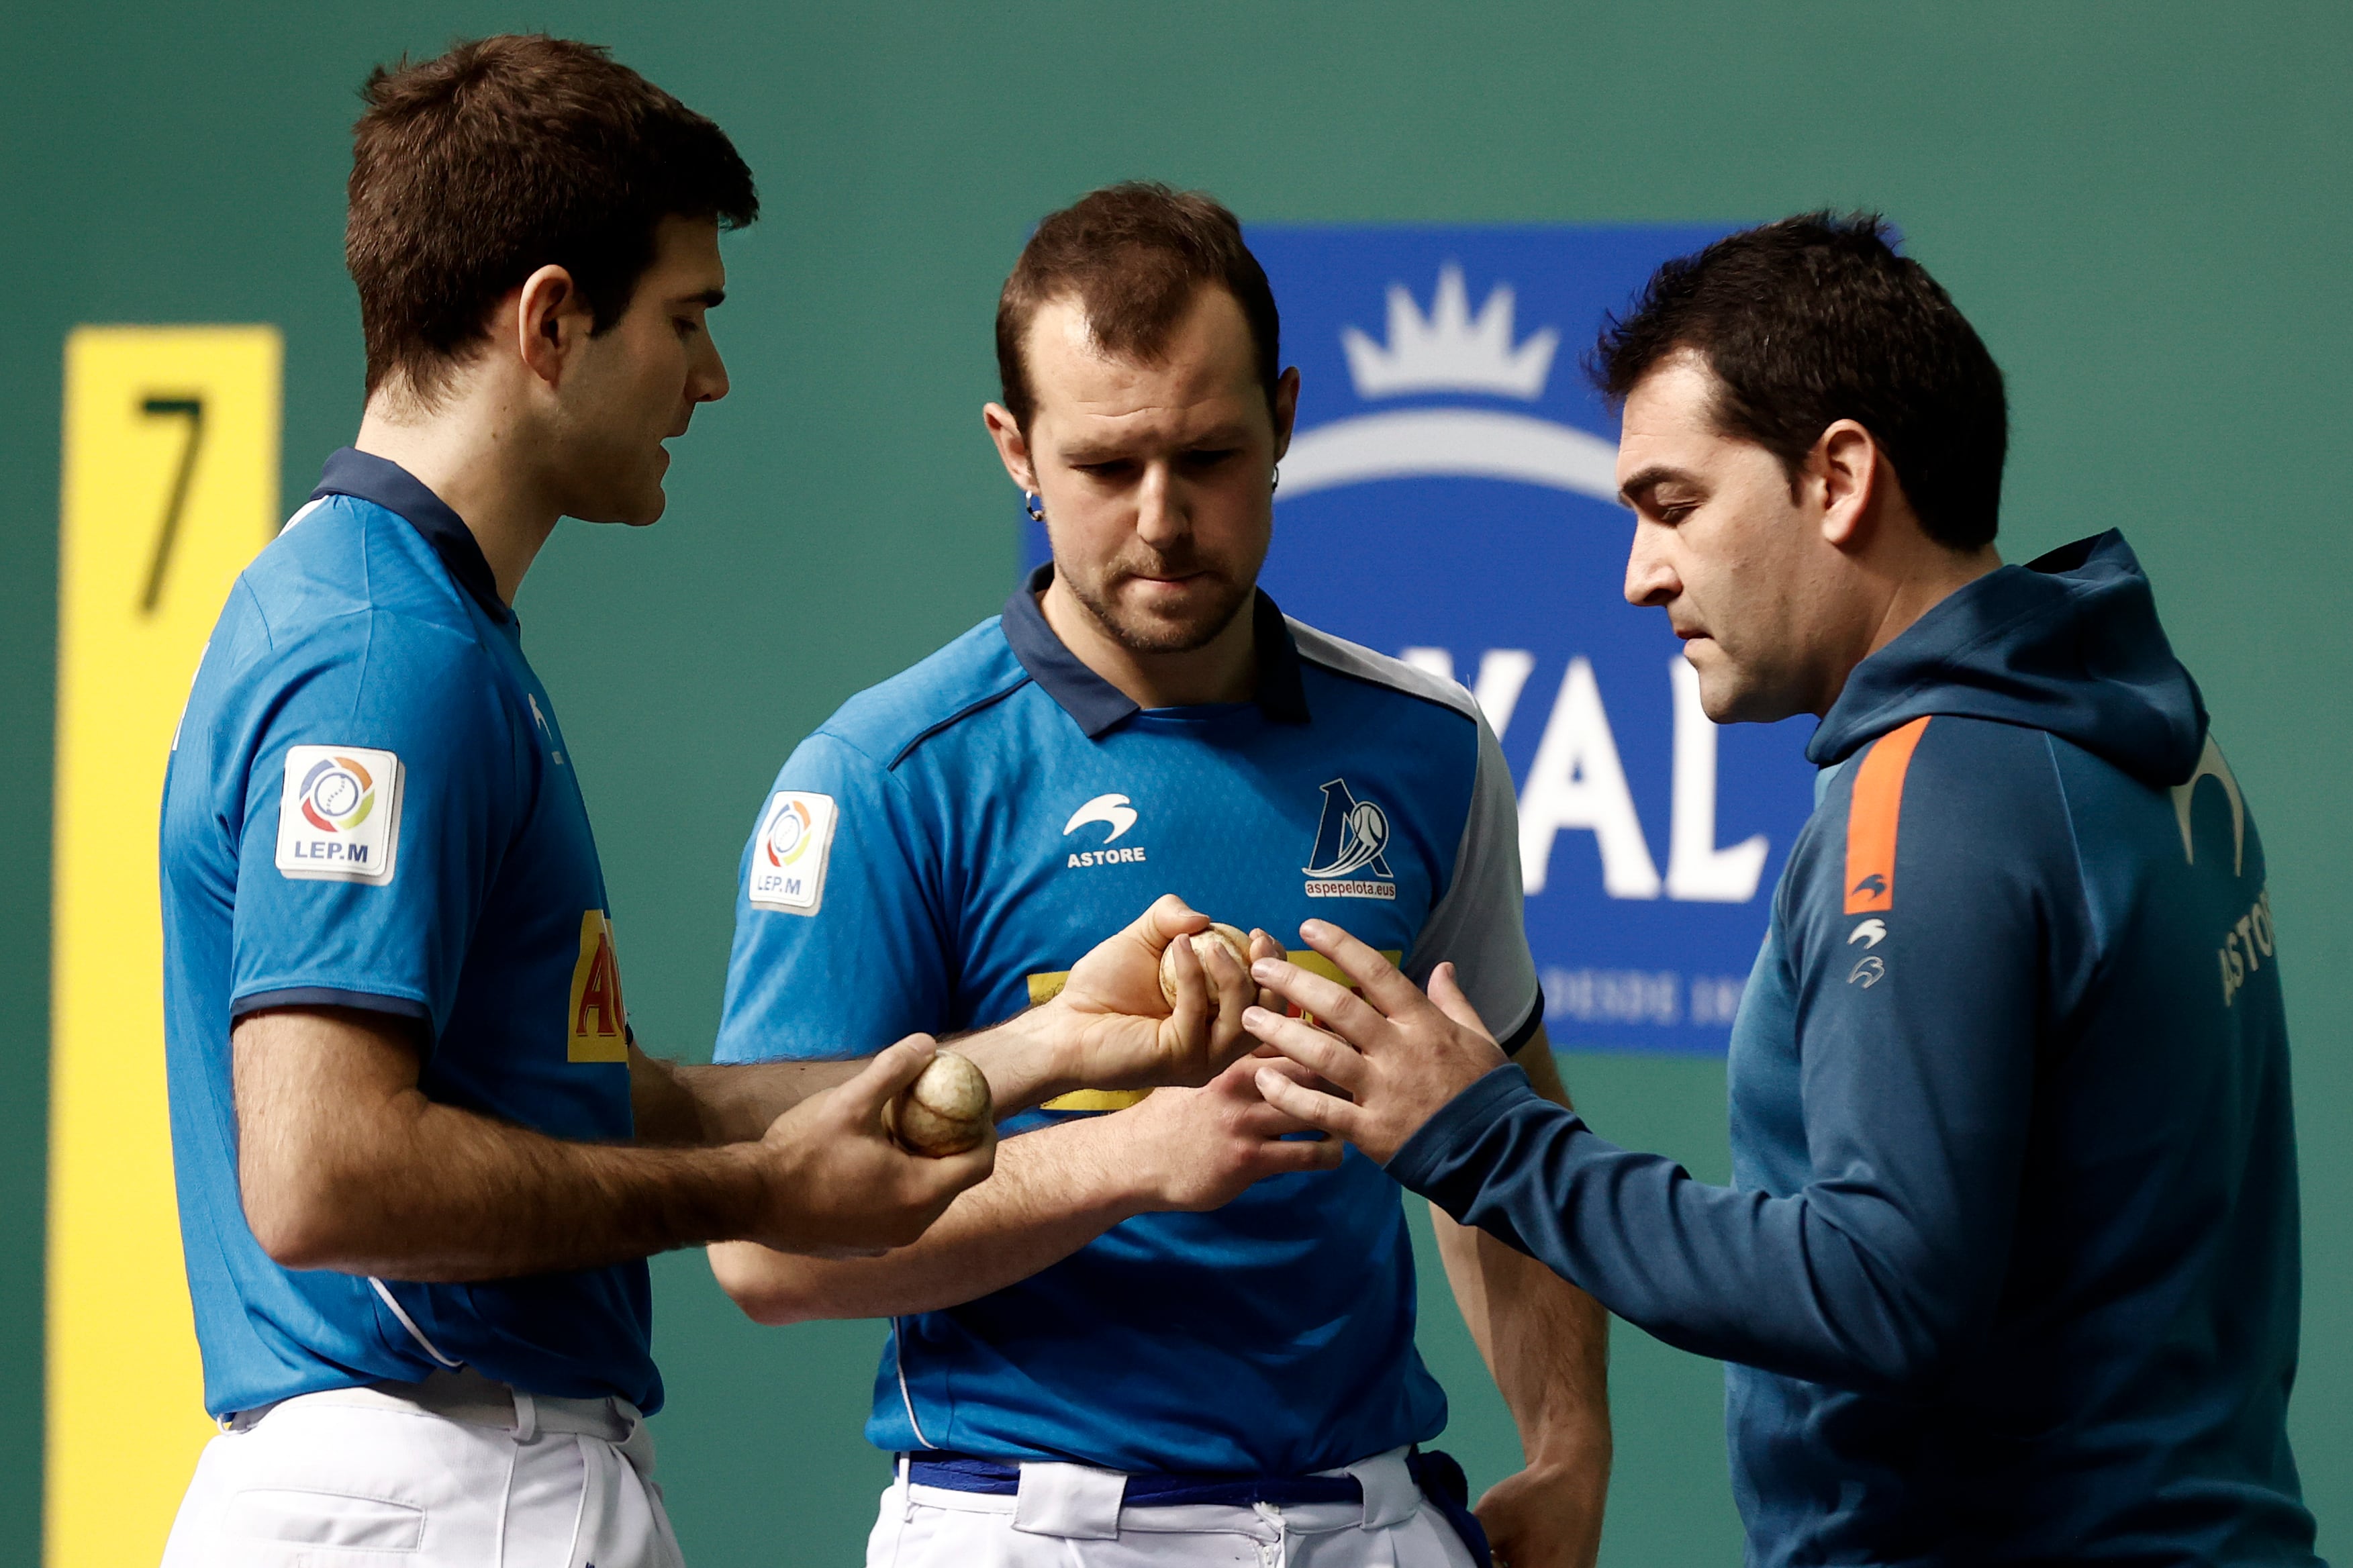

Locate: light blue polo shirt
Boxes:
[716,570,1539,1473]
[160,448,659,1418]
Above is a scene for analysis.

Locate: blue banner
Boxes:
[1026,225,1818,1054]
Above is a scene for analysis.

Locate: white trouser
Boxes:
[865,1448,1480,1568]
[160,1367,683,1568]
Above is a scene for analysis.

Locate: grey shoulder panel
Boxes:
[1286,619,1486,726]
[1407,690,1543,1046]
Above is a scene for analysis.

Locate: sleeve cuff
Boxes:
[1387,1061,1545,1197]
[1495,986,1545,1054]
[230,987,432,1025]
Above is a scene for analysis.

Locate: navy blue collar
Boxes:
[1001,564,1310,738]
[311,447,510,623]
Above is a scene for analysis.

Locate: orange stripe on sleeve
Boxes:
[1843,716,1931,914]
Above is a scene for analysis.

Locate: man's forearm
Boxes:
[1439,1208,1613,1464]
[639,1008,1077,1150]
[949,1006,1088,1114]
[239,1008,1004,1281]
[639,1048,864,1145]
[1435,1032,1611,1568]
[1466,1035,1612,1463]
[1438,1213,1613,1568]
[259,1085,769,1280]
[712,1114,1142,1323]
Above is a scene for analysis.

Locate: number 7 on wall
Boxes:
[136,394,205,614]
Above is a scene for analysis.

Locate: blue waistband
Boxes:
[905,1453,1362,1509]
[902,1449,1492,1567]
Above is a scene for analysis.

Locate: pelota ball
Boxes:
[887,1048,993,1157]
[1158,922,1253,1010]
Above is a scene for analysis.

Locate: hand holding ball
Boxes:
[886,1049,993,1157]
[1159,922,1253,1012]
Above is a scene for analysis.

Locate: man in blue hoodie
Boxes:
[1240,213,2322,1565]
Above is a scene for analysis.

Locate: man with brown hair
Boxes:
[710,183,1611,1568]
[158,47,1249,1566]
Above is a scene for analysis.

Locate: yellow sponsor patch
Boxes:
[1043,1088,1155,1111]
[1026,948,1400,1112]
[567,910,630,1062]
[1282,949,1402,997]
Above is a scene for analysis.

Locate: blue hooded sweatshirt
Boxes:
[1390,533,2319,1565]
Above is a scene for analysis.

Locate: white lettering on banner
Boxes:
[1551,967,1677,1025]
[1474,649,1539,736]
[1519,656,1662,898]
[1413,647,1772,905]
[1664,658,1770,901]
[1543,966,1750,1028]
[1399,646,1451,680]
[1400,646,1539,739]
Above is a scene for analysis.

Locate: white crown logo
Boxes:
[1341,264,1559,401]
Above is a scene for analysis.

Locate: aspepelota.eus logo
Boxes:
[275,744,404,884]
[1302,777,1396,900]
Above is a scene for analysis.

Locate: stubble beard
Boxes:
[1064,562,1255,657]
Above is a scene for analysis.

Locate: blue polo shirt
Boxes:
[716,571,1540,1473]
[160,448,659,1418]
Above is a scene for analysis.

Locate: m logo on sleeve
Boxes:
[568,910,629,1063]
[749,791,838,915]
[275,746,403,883]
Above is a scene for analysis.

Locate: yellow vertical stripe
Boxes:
[48,326,282,1567]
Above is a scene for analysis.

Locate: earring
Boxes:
[1271,465,1282,495]
[1024,492,1045,522]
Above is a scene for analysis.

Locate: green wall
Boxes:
[3,3,2345,1563]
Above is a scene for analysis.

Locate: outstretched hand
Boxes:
[1047,893,1270,1090]
[1241,919,1508,1165]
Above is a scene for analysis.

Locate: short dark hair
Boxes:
[1590,212,2007,551]
[996,182,1280,430]
[348,35,758,402]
